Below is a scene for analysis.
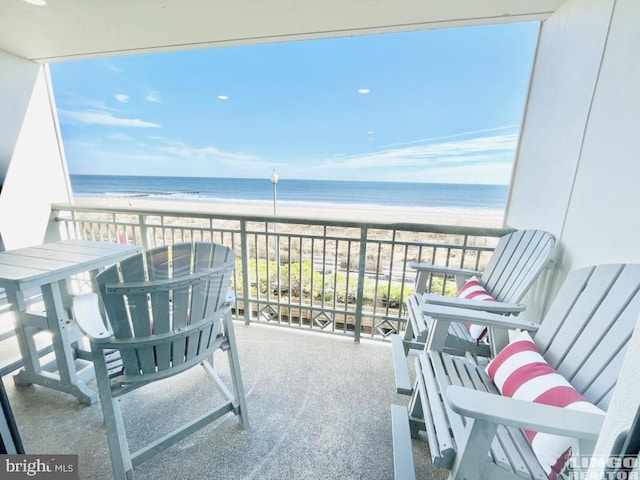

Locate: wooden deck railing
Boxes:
[50,203,513,342]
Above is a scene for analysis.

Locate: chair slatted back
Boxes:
[480,229,555,303]
[534,264,640,410]
[97,242,236,382]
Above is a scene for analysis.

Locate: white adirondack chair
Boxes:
[73,242,249,480]
[391,229,555,394]
[391,263,640,480]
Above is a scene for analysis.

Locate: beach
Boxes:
[73,196,505,228]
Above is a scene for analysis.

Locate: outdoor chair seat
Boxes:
[391,263,640,480]
[391,229,555,394]
[73,242,248,480]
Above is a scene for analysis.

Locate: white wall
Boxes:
[559,0,640,271]
[506,0,615,318]
[0,56,71,250]
[506,0,640,468]
[0,50,39,185]
[507,0,612,239]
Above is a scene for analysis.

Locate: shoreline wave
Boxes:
[76,192,503,213]
[72,194,505,228]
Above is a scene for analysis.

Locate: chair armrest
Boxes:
[446,385,604,440]
[72,293,112,340]
[225,287,236,306]
[423,294,526,314]
[422,304,540,332]
[410,263,481,278]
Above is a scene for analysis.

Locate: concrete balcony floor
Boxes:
[2,322,446,480]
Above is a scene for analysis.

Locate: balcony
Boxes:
[0,1,638,478]
[0,203,510,478]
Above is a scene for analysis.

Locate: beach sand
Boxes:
[73,196,505,228]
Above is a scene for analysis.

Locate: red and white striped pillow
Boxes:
[457,276,495,340]
[486,331,604,480]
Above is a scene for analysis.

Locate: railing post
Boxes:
[44,209,63,242]
[460,233,469,269]
[138,215,150,250]
[240,220,252,325]
[354,226,368,343]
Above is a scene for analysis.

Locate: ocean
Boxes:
[70,175,508,211]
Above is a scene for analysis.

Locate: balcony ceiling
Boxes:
[1,0,568,63]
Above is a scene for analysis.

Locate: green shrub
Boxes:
[233,258,458,306]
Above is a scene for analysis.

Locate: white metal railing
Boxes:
[50,203,513,342]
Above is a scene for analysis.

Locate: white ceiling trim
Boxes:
[0,0,568,63]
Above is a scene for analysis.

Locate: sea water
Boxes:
[70,175,508,211]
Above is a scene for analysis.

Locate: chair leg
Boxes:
[223,311,249,429]
[94,354,133,480]
[449,418,496,480]
[407,357,427,439]
[402,317,415,345]
[407,382,424,439]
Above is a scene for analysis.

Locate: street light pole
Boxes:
[269,169,280,283]
[270,169,279,216]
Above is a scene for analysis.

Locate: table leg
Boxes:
[13,282,97,405]
[5,290,42,379]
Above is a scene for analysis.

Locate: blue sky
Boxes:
[50,22,539,185]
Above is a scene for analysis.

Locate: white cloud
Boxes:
[65,137,272,176]
[380,125,520,149]
[415,162,514,184]
[54,93,122,113]
[114,94,129,103]
[155,141,260,165]
[318,133,517,170]
[59,109,161,128]
[64,139,101,149]
[146,92,160,103]
[311,132,519,184]
[107,133,133,141]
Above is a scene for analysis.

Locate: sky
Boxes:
[50,22,540,185]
